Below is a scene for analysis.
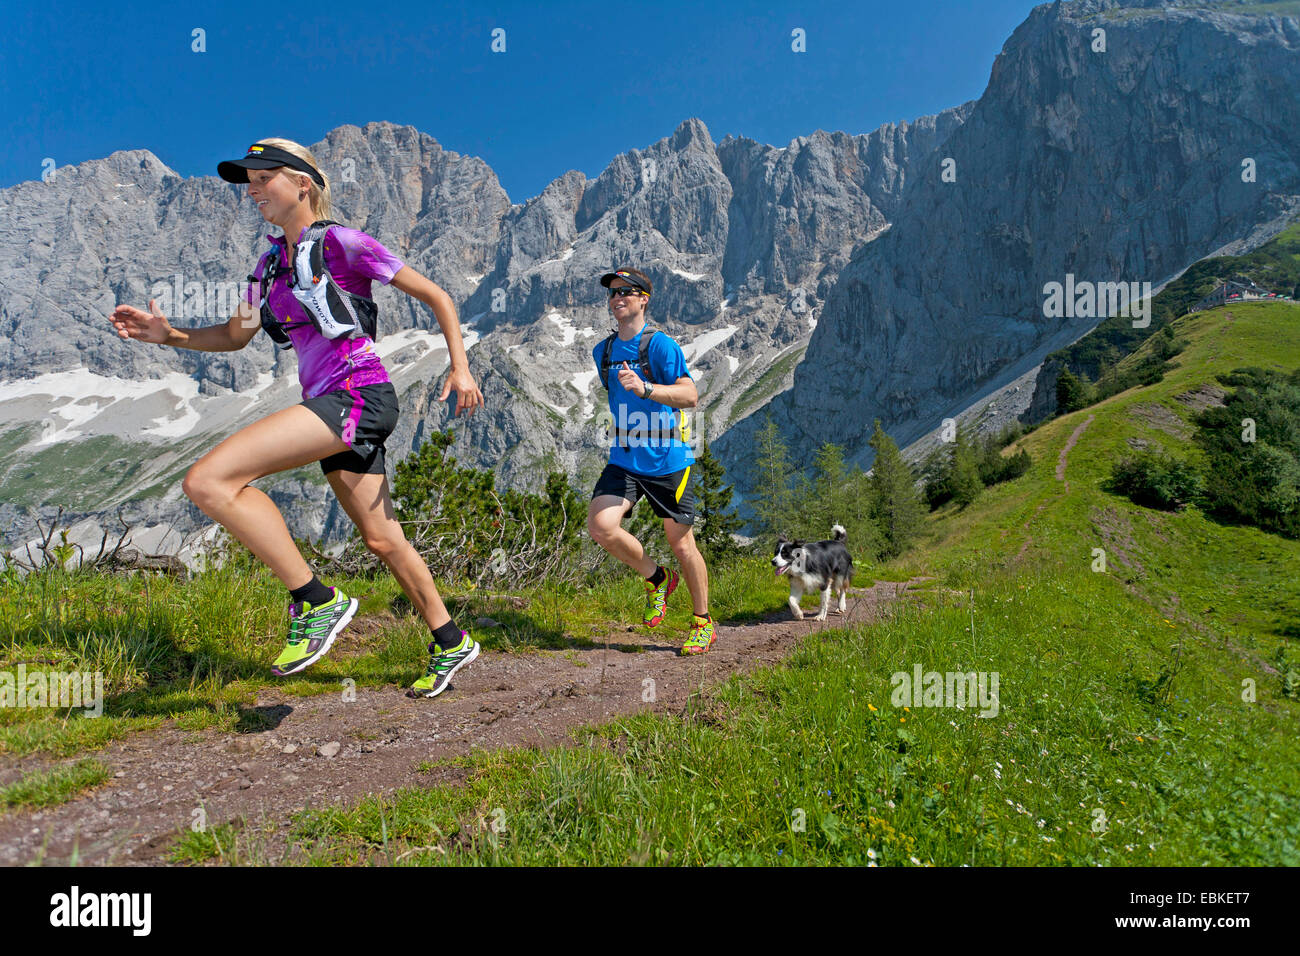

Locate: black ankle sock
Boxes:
[290,575,333,607]
[431,619,463,651]
[694,611,711,621]
[647,565,666,587]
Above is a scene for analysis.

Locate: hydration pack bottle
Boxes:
[249,220,379,350]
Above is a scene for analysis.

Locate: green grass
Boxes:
[0,758,110,813]
[169,821,243,864]
[267,557,1295,866]
[3,302,1298,865]
[0,537,829,758]
[728,346,806,426]
[233,301,1296,866]
[0,434,173,510]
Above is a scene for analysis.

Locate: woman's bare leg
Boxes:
[326,469,453,630]
[182,405,348,588]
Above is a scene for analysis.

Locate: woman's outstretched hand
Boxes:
[440,366,484,417]
[110,300,172,345]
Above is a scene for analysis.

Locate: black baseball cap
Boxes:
[217,143,325,188]
[600,268,652,296]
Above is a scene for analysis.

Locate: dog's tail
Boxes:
[831,523,847,541]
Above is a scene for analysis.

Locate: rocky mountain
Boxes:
[718,0,1300,482]
[0,106,966,552]
[4,0,1298,558]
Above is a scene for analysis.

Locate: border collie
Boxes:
[771,524,853,621]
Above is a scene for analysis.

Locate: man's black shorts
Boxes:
[301,382,399,476]
[592,462,696,526]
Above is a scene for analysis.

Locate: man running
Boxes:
[586,268,715,654]
[109,138,483,698]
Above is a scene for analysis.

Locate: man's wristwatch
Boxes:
[642,381,654,399]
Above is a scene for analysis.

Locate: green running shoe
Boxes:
[680,614,716,655]
[643,568,679,627]
[408,632,480,699]
[270,587,357,677]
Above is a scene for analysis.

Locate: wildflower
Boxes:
[868,703,877,712]
[910,855,922,866]
[867,848,878,860]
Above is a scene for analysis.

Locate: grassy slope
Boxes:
[247,301,1298,866]
[3,304,1297,864]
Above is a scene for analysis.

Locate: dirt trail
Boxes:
[1004,414,1095,562]
[1055,414,1095,492]
[0,579,916,866]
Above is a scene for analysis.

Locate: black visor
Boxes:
[217,143,325,188]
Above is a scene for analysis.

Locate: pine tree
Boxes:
[867,419,924,558]
[921,445,954,510]
[950,422,983,508]
[753,414,795,537]
[810,442,848,536]
[1055,367,1094,414]
[694,440,742,564]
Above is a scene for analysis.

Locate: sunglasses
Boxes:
[608,286,646,298]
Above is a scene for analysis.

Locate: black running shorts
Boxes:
[301,382,399,476]
[592,462,696,526]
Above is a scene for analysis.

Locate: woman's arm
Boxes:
[110,299,259,352]
[388,266,484,416]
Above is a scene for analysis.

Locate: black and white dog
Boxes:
[771,524,854,621]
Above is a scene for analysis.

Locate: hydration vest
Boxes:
[248,220,379,350]
[597,326,659,392]
[595,326,687,448]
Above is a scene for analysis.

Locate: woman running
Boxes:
[109,138,484,699]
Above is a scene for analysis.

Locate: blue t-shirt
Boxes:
[593,325,696,476]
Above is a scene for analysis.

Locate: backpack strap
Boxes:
[606,327,685,447]
[248,246,296,350]
[288,220,380,342]
[637,328,659,385]
[301,220,338,286]
[598,326,659,392]
[596,331,617,391]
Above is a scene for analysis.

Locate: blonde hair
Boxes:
[257,137,333,221]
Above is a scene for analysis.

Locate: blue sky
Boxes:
[1,0,1040,202]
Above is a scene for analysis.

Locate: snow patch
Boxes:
[373,328,443,364]
[671,268,708,281]
[569,368,599,420]
[546,310,579,347]
[0,368,203,444]
[682,325,737,362]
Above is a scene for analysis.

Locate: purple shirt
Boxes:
[245,225,405,398]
